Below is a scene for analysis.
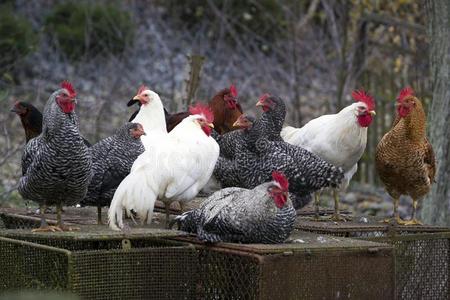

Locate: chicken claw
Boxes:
[402,218,423,226]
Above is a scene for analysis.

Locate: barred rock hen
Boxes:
[11,102,42,143]
[215,94,344,209]
[128,85,242,134]
[172,171,295,244]
[109,103,219,230]
[282,90,376,221]
[215,114,255,159]
[376,87,436,225]
[80,123,145,224]
[205,114,256,190]
[18,81,92,232]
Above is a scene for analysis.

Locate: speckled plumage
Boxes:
[174,182,296,244]
[81,123,145,209]
[214,95,343,209]
[376,96,435,200]
[18,89,92,208]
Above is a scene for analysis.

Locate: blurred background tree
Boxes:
[0,0,441,221]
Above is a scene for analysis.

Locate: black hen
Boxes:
[11,102,42,143]
[80,122,145,224]
[11,101,91,147]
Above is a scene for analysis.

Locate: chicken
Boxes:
[11,101,91,147]
[129,85,168,149]
[11,102,42,143]
[202,114,256,191]
[214,114,255,160]
[214,94,344,209]
[172,171,295,244]
[80,122,146,224]
[128,85,242,133]
[375,87,436,225]
[108,103,219,230]
[18,81,92,232]
[281,90,376,221]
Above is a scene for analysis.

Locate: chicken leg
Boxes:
[402,199,423,225]
[31,205,62,232]
[97,206,105,225]
[329,190,351,222]
[382,197,408,225]
[164,203,171,229]
[55,203,79,231]
[311,192,327,221]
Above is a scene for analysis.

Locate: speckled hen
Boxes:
[172,171,296,244]
[214,94,344,209]
[18,81,92,232]
[80,122,145,224]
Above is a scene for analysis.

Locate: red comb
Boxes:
[189,103,214,123]
[258,93,270,103]
[229,84,238,97]
[352,89,375,111]
[397,86,415,102]
[272,171,289,191]
[137,84,149,95]
[60,81,76,97]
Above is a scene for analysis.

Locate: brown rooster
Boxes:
[375,87,436,225]
[166,84,242,133]
[129,85,243,133]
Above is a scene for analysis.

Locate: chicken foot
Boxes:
[381,198,408,225]
[402,199,423,226]
[31,205,63,232]
[54,203,79,231]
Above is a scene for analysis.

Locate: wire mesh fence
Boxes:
[296,218,450,300]
[0,229,197,300]
[174,232,395,299]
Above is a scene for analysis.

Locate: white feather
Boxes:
[281,102,369,190]
[108,113,219,230]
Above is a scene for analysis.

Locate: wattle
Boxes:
[201,125,212,136]
[397,106,410,118]
[357,114,373,127]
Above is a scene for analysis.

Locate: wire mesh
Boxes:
[174,233,395,300]
[296,218,450,300]
[0,231,197,300]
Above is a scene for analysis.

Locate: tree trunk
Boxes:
[421,0,450,226]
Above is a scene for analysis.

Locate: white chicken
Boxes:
[108,103,219,230]
[129,85,168,148]
[281,90,376,221]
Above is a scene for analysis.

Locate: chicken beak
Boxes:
[232,119,241,127]
[369,110,376,116]
[207,123,214,128]
[255,100,264,107]
[10,107,18,113]
[133,95,140,101]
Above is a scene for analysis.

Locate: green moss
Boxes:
[0,6,37,78]
[45,2,134,60]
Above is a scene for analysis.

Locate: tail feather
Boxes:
[108,172,157,231]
